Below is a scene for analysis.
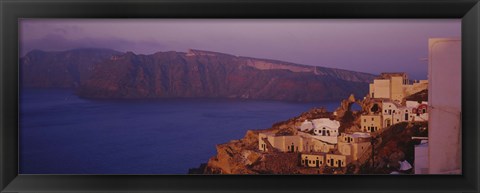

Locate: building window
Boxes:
[364,119,366,122]
[371,118,374,121]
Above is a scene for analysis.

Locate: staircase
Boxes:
[261,137,278,153]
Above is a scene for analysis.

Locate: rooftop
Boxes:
[301,152,326,156]
[377,72,407,80]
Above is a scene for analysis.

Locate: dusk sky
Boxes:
[20,19,460,80]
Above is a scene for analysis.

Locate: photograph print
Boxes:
[19,19,461,174]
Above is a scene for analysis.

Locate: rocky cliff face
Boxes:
[20,48,123,88]
[199,93,427,174]
[21,48,376,102]
[201,107,335,174]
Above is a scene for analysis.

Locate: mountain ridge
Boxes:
[21,48,377,102]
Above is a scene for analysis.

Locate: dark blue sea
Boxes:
[19,89,340,174]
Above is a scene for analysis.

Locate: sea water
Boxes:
[19,89,340,174]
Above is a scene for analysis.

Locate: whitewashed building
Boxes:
[382,100,401,127]
[397,106,415,122]
[368,73,409,102]
[338,132,371,161]
[259,132,337,153]
[258,132,304,153]
[407,102,429,121]
[369,72,428,103]
[299,120,314,132]
[360,114,382,132]
[326,153,351,168]
[300,133,337,153]
[301,153,325,168]
[311,118,340,137]
[405,90,429,122]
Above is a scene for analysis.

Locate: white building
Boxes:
[397,106,415,122]
[338,132,371,161]
[406,102,429,121]
[311,118,340,137]
[299,120,314,132]
[301,153,325,168]
[369,73,409,102]
[259,132,337,153]
[297,132,338,153]
[381,100,401,127]
[258,132,304,153]
[405,89,429,122]
[369,72,428,102]
[360,114,382,132]
[379,98,428,127]
[325,153,351,168]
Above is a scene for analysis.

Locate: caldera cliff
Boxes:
[21,48,376,102]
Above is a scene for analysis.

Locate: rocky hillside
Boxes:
[21,48,376,102]
[20,48,122,88]
[195,93,428,174]
[198,107,335,174]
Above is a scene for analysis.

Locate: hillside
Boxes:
[20,48,123,88]
[194,93,428,174]
[21,48,377,102]
[196,107,334,174]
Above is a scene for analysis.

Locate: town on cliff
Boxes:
[190,72,430,175]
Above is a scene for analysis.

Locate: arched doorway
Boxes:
[385,118,391,127]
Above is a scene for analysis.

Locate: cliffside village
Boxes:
[257,72,429,173]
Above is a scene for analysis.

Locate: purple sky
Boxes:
[19,19,461,80]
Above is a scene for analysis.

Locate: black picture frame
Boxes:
[1,0,479,192]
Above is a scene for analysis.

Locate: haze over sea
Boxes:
[20,89,341,174]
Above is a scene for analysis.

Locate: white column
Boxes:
[427,38,461,174]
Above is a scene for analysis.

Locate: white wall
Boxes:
[415,142,429,174]
[428,38,461,174]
